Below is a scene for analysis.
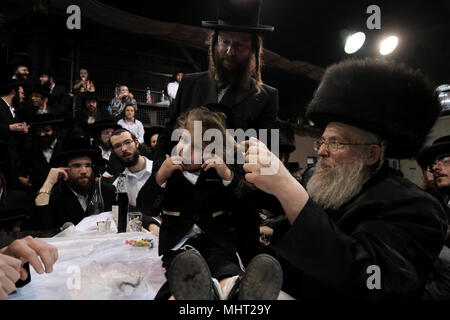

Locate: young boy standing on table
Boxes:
[137,106,282,300]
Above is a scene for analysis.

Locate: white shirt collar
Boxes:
[122,157,152,178]
[36,106,48,114]
[182,170,201,185]
[99,146,111,161]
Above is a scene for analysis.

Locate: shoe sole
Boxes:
[239,254,283,300]
[168,250,214,300]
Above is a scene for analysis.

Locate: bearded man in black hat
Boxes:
[0,78,29,188]
[73,92,109,137]
[10,59,30,81]
[39,69,71,119]
[88,118,123,178]
[417,136,450,240]
[416,136,450,300]
[243,58,448,299]
[16,113,64,194]
[144,126,164,161]
[156,0,279,161]
[34,138,115,232]
[30,85,53,115]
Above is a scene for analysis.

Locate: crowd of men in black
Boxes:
[0,62,159,233]
[1,0,450,301]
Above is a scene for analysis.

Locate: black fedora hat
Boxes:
[144,126,165,146]
[30,84,51,98]
[417,136,450,171]
[8,58,29,73]
[279,120,296,154]
[145,126,164,137]
[287,162,302,172]
[28,113,65,127]
[38,68,55,78]
[202,0,274,33]
[53,137,107,167]
[81,91,100,103]
[0,78,26,95]
[88,118,122,136]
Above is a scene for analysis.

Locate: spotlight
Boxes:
[344,32,366,54]
[379,36,398,55]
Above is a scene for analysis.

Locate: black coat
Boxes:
[0,188,33,230]
[271,167,448,299]
[169,71,279,131]
[49,85,71,118]
[73,107,110,138]
[136,165,260,262]
[34,178,115,231]
[0,99,26,188]
[154,71,279,161]
[17,139,62,193]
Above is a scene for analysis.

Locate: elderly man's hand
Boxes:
[1,236,58,277]
[243,137,291,196]
[243,137,309,224]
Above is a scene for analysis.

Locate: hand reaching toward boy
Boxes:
[202,153,233,181]
[156,155,185,186]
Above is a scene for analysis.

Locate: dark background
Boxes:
[2,0,450,122]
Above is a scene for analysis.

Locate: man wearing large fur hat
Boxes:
[243,58,448,299]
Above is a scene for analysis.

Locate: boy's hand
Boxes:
[156,155,184,186]
[202,153,233,181]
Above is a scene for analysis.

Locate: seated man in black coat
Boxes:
[39,69,71,118]
[243,58,448,299]
[417,136,450,299]
[0,162,33,233]
[34,137,115,233]
[16,113,64,194]
[73,92,110,138]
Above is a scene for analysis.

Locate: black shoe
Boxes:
[168,249,219,300]
[238,254,283,300]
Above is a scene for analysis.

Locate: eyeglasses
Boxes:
[68,163,92,170]
[313,139,376,152]
[112,139,134,150]
[427,155,450,173]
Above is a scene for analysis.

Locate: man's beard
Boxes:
[99,139,111,151]
[306,155,372,210]
[39,134,56,149]
[119,149,140,168]
[15,73,27,81]
[211,48,256,89]
[68,173,95,196]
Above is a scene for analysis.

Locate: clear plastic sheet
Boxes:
[8,213,166,300]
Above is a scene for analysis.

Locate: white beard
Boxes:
[306,156,372,210]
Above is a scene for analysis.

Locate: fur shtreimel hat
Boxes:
[306,58,441,159]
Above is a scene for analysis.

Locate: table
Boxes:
[8,213,166,300]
